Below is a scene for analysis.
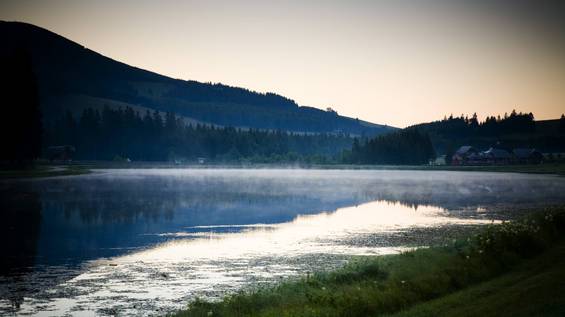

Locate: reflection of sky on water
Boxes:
[118,201,486,262]
[2,169,565,316]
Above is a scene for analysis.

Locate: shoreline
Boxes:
[174,207,565,317]
[2,161,564,179]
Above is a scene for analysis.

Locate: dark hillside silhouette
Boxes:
[0,21,393,136]
[0,48,42,165]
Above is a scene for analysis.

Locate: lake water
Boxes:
[1,169,565,316]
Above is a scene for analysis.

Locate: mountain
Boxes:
[0,21,394,136]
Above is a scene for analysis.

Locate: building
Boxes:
[451,146,478,165]
[451,145,546,166]
[482,148,512,165]
[513,148,543,164]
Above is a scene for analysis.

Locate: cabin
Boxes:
[482,148,512,165]
[451,145,546,166]
[451,146,478,165]
[513,148,543,164]
[47,145,75,162]
[466,152,486,165]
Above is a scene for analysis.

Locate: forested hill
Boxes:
[407,112,565,155]
[0,21,393,136]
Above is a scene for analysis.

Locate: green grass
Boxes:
[39,161,565,177]
[309,162,565,175]
[0,165,90,179]
[413,162,565,176]
[390,243,565,317]
[173,207,565,317]
[3,161,563,179]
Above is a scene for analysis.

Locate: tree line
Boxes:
[344,129,435,165]
[43,106,355,163]
[413,110,536,138]
[410,110,565,154]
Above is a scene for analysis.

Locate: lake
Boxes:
[1,169,565,316]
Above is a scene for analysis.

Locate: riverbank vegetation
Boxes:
[414,162,565,176]
[174,207,565,317]
[3,161,565,180]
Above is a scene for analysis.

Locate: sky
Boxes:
[1,0,564,127]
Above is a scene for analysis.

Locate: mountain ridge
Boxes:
[0,21,394,136]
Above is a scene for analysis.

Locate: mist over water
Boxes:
[1,169,565,316]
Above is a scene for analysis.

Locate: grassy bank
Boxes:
[174,207,565,317]
[311,162,565,175]
[2,161,564,180]
[0,165,90,179]
[391,243,565,317]
[410,162,565,176]
[47,160,565,175]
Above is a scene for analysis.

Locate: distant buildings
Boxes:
[482,148,513,165]
[451,146,478,166]
[450,146,543,165]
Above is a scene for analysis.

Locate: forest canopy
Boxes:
[43,106,355,163]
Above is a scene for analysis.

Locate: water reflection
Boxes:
[121,201,489,262]
[0,189,42,311]
[1,169,565,316]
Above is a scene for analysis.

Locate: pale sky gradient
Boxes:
[1,0,564,127]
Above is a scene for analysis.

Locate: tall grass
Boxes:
[174,207,565,317]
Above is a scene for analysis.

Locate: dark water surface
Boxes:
[1,169,565,316]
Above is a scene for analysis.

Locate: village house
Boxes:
[451,146,543,166]
[451,146,478,165]
[483,147,512,165]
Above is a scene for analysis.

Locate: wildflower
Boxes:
[466,255,470,260]
[207,311,213,316]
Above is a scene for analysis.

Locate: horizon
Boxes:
[1,0,565,128]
